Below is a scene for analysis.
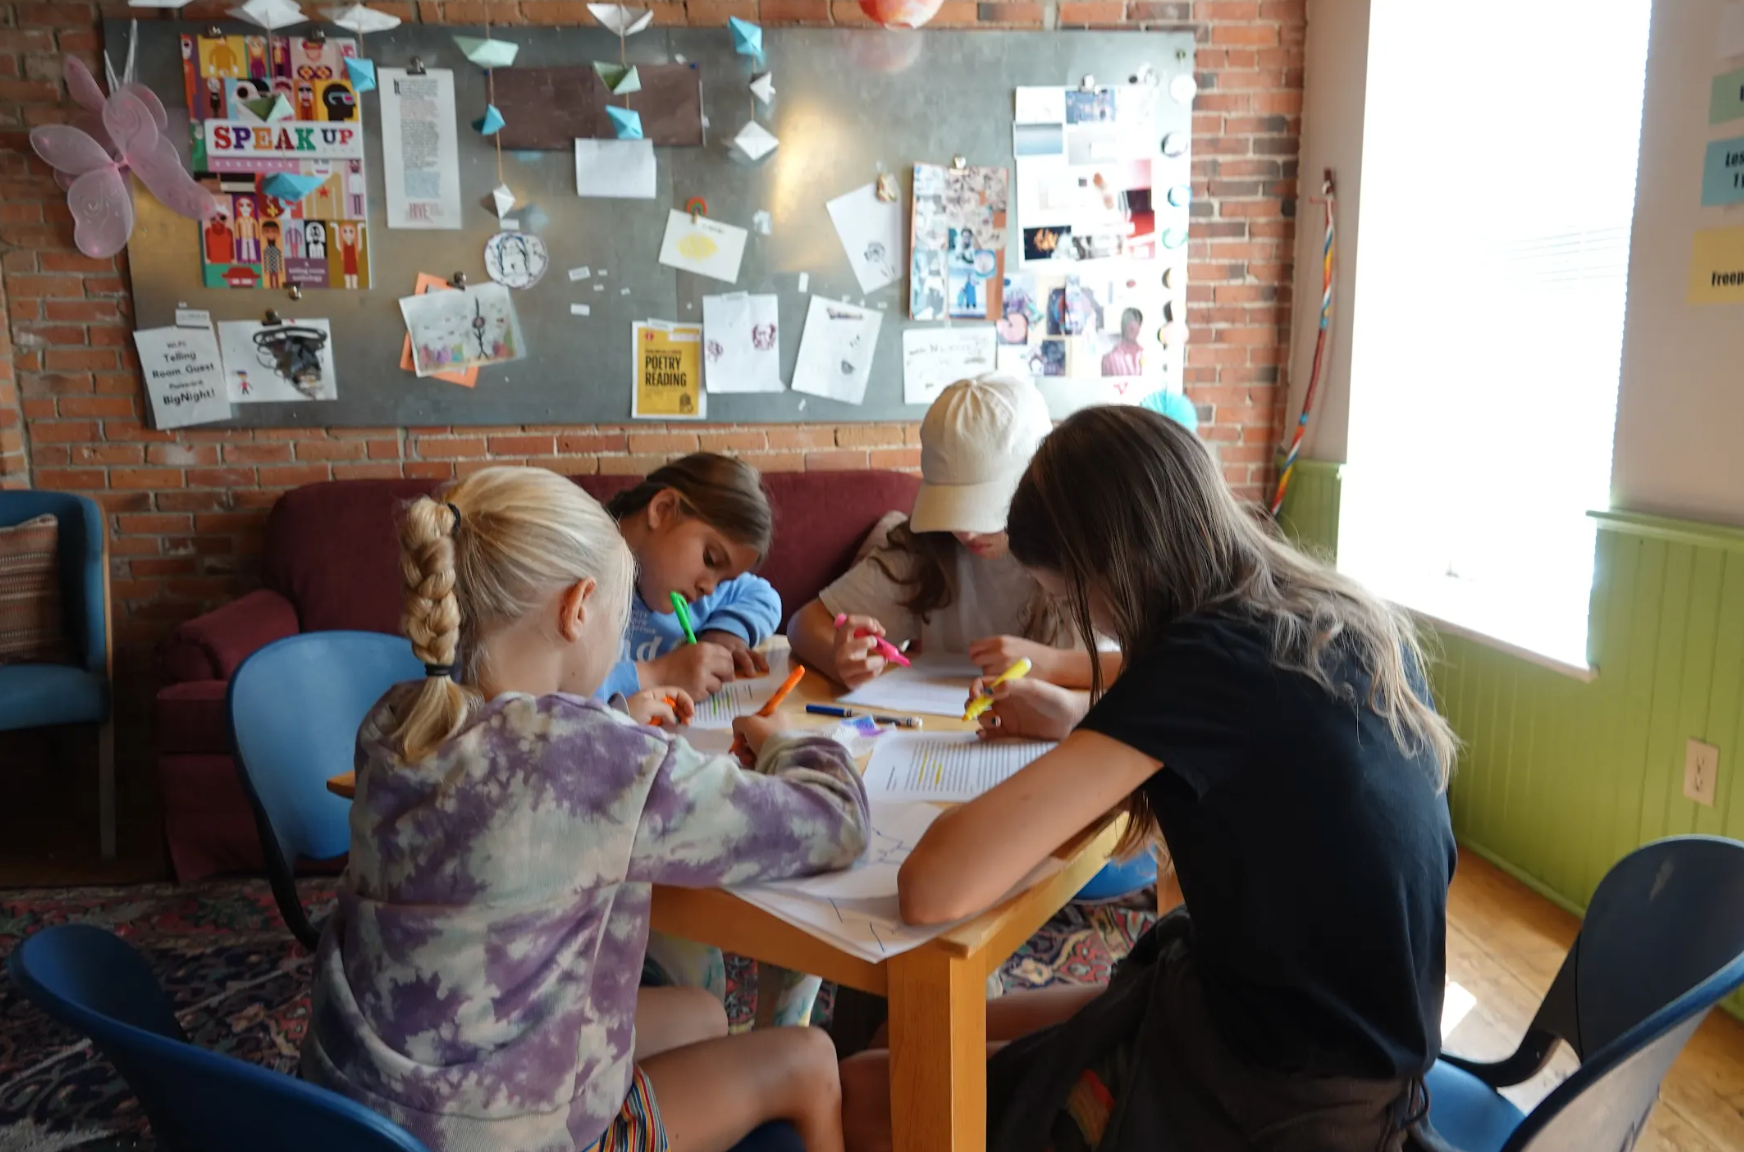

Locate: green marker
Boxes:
[670,591,698,644]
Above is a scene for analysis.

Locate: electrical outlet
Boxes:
[1685,739,1720,807]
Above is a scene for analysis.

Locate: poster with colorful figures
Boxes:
[181,32,372,292]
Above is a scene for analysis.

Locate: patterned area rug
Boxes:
[0,880,1155,1151]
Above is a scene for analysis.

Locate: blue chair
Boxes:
[228,631,422,950]
[8,923,431,1152]
[12,924,809,1152]
[1075,851,1158,903]
[1418,835,1744,1152]
[0,491,114,857]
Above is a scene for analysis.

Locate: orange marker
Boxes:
[648,695,679,727]
[733,666,807,764]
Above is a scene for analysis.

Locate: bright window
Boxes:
[1339,0,1651,672]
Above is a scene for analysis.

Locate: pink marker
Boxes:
[834,612,911,667]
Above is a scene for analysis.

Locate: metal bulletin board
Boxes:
[117,20,1195,427]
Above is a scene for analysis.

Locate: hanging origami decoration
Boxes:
[454,35,520,68]
[749,71,775,104]
[593,62,642,95]
[262,171,327,200]
[321,2,400,32]
[345,57,377,92]
[473,103,506,135]
[31,58,217,259]
[588,3,654,36]
[857,0,944,26]
[606,105,643,140]
[228,0,307,30]
[489,184,517,218]
[728,17,763,59]
[731,121,778,162]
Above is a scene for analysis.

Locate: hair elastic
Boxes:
[424,663,454,678]
[446,502,462,532]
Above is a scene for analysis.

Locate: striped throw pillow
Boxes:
[0,513,72,665]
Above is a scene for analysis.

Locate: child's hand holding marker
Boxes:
[971,675,1086,742]
[963,657,1033,721]
[731,664,807,765]
[698,630,770,678]
[643,592,738,698]
[830,612,906,688]
[628,688,693,728]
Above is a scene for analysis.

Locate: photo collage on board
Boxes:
[182,32,372,291]
[910,164,1010,322]
[1008,84,1190,399]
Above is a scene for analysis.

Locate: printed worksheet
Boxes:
[838,654,982,717]
[685,653,798,729]
[863,732,1054,802]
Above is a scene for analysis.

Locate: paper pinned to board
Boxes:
[399,273,477,387]
[400,282,525,376]
[1014,86,1066,124]
[791,295,883,405]
[379,68,463,230]
[175,308,212,329]
[217,317,338,403]
[632,320,706,419]
[658,210,749,283]
[703,292,782,393]
[575,138,657,199]
[826,182,904,294]
[902,325,996,405]
[133,325,232,430]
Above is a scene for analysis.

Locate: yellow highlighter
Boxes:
[963,657,1032,722]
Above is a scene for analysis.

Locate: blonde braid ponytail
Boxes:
[394,496,469,762]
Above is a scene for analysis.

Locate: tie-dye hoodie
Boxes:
[301,687,870,1152]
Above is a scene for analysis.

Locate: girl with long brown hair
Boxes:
[839,405,1458,1152]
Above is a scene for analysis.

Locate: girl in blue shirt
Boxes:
[603,454,824,1026]
[600,454,781,701]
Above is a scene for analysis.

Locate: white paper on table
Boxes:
[217,318,338,403]
[1722,1,1744,59]
[575,139,657,199]
[1014,85,1066,124]
[133,326,232,430]
[791,296,883,405]
[839,654,983,717]
[702,292,782,393]
[684,652,800,729]
[825,183,904,294]
[735,855,1068,962]
[377,69,463,230]
[174,308,212,329]
[901,326,996,405]
[658,210,748,283]
[864,732,1053,802]
[757,801,942,900]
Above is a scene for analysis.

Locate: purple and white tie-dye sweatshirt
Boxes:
[301,687,870,1152]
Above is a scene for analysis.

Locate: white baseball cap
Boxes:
[910,373,1053,535]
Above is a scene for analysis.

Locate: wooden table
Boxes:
[327,654,1120,1152]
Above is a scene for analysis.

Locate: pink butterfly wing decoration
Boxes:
[103,88,220,230]
[63,56,106,113]
[30,123,130,255]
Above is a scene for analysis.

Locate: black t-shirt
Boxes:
[1079,612,1456,1081]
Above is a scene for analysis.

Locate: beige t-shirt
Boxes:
[817,514,1075,655]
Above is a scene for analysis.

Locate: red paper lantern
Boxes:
[857,0,945,28]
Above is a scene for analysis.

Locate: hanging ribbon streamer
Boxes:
[1270,170,1336,520]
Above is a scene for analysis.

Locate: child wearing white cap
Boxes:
[787,373,1118,689]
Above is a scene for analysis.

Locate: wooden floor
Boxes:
[1446,851,1744,1151]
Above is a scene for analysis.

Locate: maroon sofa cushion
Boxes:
[154,679,229,754]
[260,471,921,636]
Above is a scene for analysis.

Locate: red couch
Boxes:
[153,470,922,881]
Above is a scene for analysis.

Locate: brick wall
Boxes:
[0,0,1300,858]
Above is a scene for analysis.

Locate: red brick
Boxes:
[1212,22,1278,45]
[187,467,256,488]
[0,80,62,104]
[45,348,116,372]
[487,434,556,455]
[835,423,906,448]
[626,432,700,454]
[805,449,869,471]
[194,512,269,534]
[39,252,116,274]
[294,439,368,461]
[109,467,185,490]
[28,420,99,443]
[558,432,629,454]
[33,467,107,489]
[758,0,829,21]
[869,447,922,470]
[765,427,835,451]
[598,454,670,476]
[414,437,487,459]
[131,557,199,578]
[117,513,192,535]
[223,442,295,464]
[258,464,332,487]
[71,444,144,466]
[147,444,220,466]
[698,430,767,452]
[365,439,403,460]
[1057,0,1126,23]
[684,0,758,24]
[404,461,455,480]
[333,463,405,480]
[518,1,596,22]
[8,275,84,300]
[57,396,136,418]
[739,452,804,473]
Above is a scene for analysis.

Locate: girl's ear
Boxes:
[555,577,599,642]
[646,487,681,529]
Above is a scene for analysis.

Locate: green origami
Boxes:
[592,62,642,95]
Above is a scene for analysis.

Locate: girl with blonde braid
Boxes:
[302,466,869,1152]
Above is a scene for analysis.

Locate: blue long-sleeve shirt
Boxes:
[598,574,782,698]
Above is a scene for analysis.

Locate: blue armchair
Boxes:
[0,491,114,857]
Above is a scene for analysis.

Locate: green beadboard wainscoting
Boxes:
[1276,460,1744,1017]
